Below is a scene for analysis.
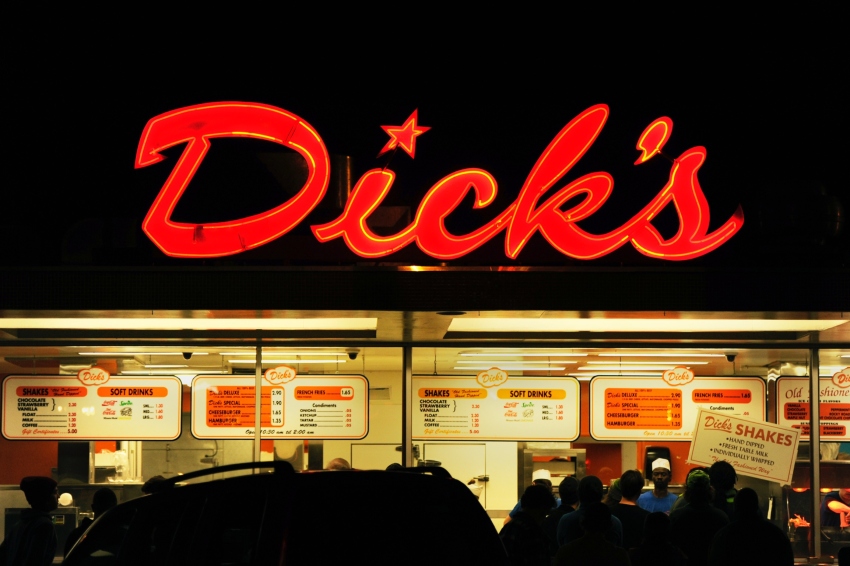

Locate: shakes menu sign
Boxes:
[688,409,800,484]
[412,372,580,441]
[2,373,181,440]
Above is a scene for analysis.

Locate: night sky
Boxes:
[4,17,846,267]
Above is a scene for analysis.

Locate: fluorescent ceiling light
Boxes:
[229,359,347,364]
[456,360,578,365]
[448,318,845,333]
[220,351,347,356]
[570,372,662,379]
[459,352,588,357]
[586,361,707,365]
[598,353,725,357]
[79,352,209,356]
[578,365,691,371]
[453,365,567,371]
[6,318,377,331]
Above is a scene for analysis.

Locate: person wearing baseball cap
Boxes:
[637,458,679,514]
[0,476,59,566]
[670,469,729,566]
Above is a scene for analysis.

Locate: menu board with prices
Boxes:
[2,376,181,440]
[191,375,368,439]
[412,375,580,441]
[590,376,765,441]
[775,377,850,440]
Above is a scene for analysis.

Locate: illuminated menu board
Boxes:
[2,375,181,440]
[412,375,580,441]
[191,374,368,439]
[775,377,850,440]
[590,375,765,441]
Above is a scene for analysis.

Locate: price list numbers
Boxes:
[540,403,565,422]
[142,403,166,421]
[67,402,77,434]
[494,389,568,424]
[14,385,87,436]
[692,390,752,403]
[469,404,480,434]
[270,389,283,426]
[294,386,355,433]
[206,386,283,429]
[604,388,682,429]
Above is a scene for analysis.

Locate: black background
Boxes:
[3,13,847,268]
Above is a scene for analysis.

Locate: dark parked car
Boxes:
[63,461,509,565]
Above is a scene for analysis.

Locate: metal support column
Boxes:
[809,346,821,559]
[402,346,413,467]
[254,344,263,465]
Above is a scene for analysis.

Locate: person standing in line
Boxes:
[504,469,560,525]
[554,502,631,566]
[499,484,556,566]
[557,475,623,548]
[637,458,678,514]
[629,511,687,566]
[64,487,118,556]
[0,476,59,566]
[707,487,793,566]
[326,457,351,470]
[542,477,579,557]
[611,470,651,550]
[669,466,707,513]
[707,460,738,519]
[669,470,729,566]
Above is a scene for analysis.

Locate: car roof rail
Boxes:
[392,466,453,479]
[152,461,295,491]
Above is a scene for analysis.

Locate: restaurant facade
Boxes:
[2,64,849,561]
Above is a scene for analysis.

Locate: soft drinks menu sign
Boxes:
[589,373,765,441]
[2,374,181,440]
[412,373,580,441]
[191,373,368,439]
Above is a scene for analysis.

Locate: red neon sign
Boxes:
[136,102,743,260]
[378,109,430,158]
[135,102,329,258]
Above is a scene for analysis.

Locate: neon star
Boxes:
[378,109,430,158]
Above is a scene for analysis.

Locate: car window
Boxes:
[285,472,508,565]
[187,476,273,566]
[64,492,202,566]
[63,503,136,566]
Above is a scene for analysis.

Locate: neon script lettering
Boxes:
[136,102,743,260]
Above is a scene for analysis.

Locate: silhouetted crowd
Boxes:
[499,459,795,566]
